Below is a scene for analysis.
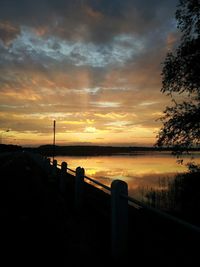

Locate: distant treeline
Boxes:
[1,144,199,156]
[27,144,172,156]
[0,144,23,153]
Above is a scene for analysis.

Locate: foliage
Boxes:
[156,0,200,154]
[145,171,200,225]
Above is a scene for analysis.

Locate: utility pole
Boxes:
[53,120,56,161]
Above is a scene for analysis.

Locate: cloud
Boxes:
[0,0,180,145]
[90,101,121,108]
[0,27,147,69]
[0,21,20,45]
[0,0,178,44]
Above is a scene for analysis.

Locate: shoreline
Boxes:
[1,143,200,157]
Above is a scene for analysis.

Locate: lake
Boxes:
[54,151,200,201]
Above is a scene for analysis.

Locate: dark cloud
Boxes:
[0,21,20,45]
[0,0,179,44]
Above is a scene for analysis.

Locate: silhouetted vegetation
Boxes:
[30,144,173,156]
[156,0,200,158]
[144,170,200,226]
[0,144,23,153]
[152,0,200,226]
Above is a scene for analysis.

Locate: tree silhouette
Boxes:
[156,0,200,154]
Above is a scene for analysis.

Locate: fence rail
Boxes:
[57,161,111,191]
[53,158,200,252]
[57,158,200,228]
[27,153,200,262]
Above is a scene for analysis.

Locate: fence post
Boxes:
[111,179,128,263]
[75,166,85,211]
[44,157,51,175]
[60,161,67,194]
[53,159,57,168]
[52,159,57,177]
[46,158,51,165]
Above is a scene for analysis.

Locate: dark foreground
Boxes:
[0,151,199,266]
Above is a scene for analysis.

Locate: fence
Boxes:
[53,159,128,261]
[28,153,200,263]
[52,158,200,259]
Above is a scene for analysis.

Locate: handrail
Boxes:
[57,162,110,190]
[84,175,111,191]
[58,163,76,174]
[24,152,200,263]
[53,159,200,234]
[67,167,76,173]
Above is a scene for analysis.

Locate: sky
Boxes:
[0,0,180,147]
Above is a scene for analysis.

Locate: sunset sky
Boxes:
[0,0,180,147]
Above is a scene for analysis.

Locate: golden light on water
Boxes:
[56,153,200,200]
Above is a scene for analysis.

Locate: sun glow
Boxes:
[0,0,178,147]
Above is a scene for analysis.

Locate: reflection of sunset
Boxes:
[56,153,200,199]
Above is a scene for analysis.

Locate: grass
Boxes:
[142,168,200,226]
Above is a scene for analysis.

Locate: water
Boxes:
[54,151,200,201]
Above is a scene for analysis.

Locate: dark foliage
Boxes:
[145,171,200,226]
[0,144,23,153]
[31,144,167,156]
[156,0,200,154]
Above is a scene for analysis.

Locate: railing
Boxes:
[51,158,200,259]
[27,153,200,263]
[53,159,128,261]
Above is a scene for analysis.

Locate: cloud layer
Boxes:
[0,0,179,146]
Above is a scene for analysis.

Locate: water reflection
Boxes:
[55,152,200,201]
